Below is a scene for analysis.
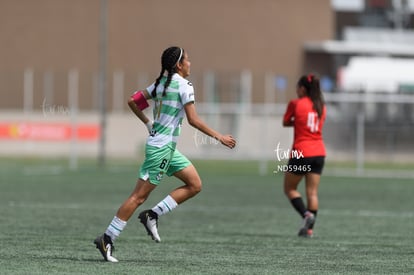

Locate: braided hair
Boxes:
[297,74,325,118]
[151,46,184,98]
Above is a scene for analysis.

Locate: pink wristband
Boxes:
[131,90,149,110]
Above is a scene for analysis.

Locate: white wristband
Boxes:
[145,121,153,133]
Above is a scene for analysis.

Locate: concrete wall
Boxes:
[0,111,292,161]
[0,0,334,108]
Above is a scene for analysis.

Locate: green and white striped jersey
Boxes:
[145,73,195,148]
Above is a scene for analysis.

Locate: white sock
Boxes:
[105,216,127,242]
[152,195,178,217]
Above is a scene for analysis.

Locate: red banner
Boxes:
[0,122,100,141]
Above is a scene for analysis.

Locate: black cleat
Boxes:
[298,212,315,238]
[93,234,118,262]
[138,210,161,242]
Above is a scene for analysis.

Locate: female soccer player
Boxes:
[282,74,326,238]
[94,46,236,262]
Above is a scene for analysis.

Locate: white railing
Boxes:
[3,69,414,177]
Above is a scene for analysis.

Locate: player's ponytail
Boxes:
[152,46,184,97]
[151,69,165,98]
[298,74,325,118]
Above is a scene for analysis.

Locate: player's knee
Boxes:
[307,192,318,201]
[284,184,293,196]
[190,179,202,195]
[136,196,147,206]
[130,194,148,207]
[285,190,295,198]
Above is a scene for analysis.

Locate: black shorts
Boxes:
[287,156,325,175]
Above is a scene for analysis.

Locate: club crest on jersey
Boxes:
[156,172,164,181]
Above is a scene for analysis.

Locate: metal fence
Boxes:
[1,69,414,176]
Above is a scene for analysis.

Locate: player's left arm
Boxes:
[184,102,236,149]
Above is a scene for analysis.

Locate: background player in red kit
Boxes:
[282,74,326,238]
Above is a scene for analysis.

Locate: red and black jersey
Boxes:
[283,96,326,157]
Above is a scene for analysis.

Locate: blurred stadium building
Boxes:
[0,0,414,173]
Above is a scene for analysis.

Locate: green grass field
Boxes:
[0,158,413,275]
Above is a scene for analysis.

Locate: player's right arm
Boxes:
[128,89,153,133]
[283,100,295,127]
